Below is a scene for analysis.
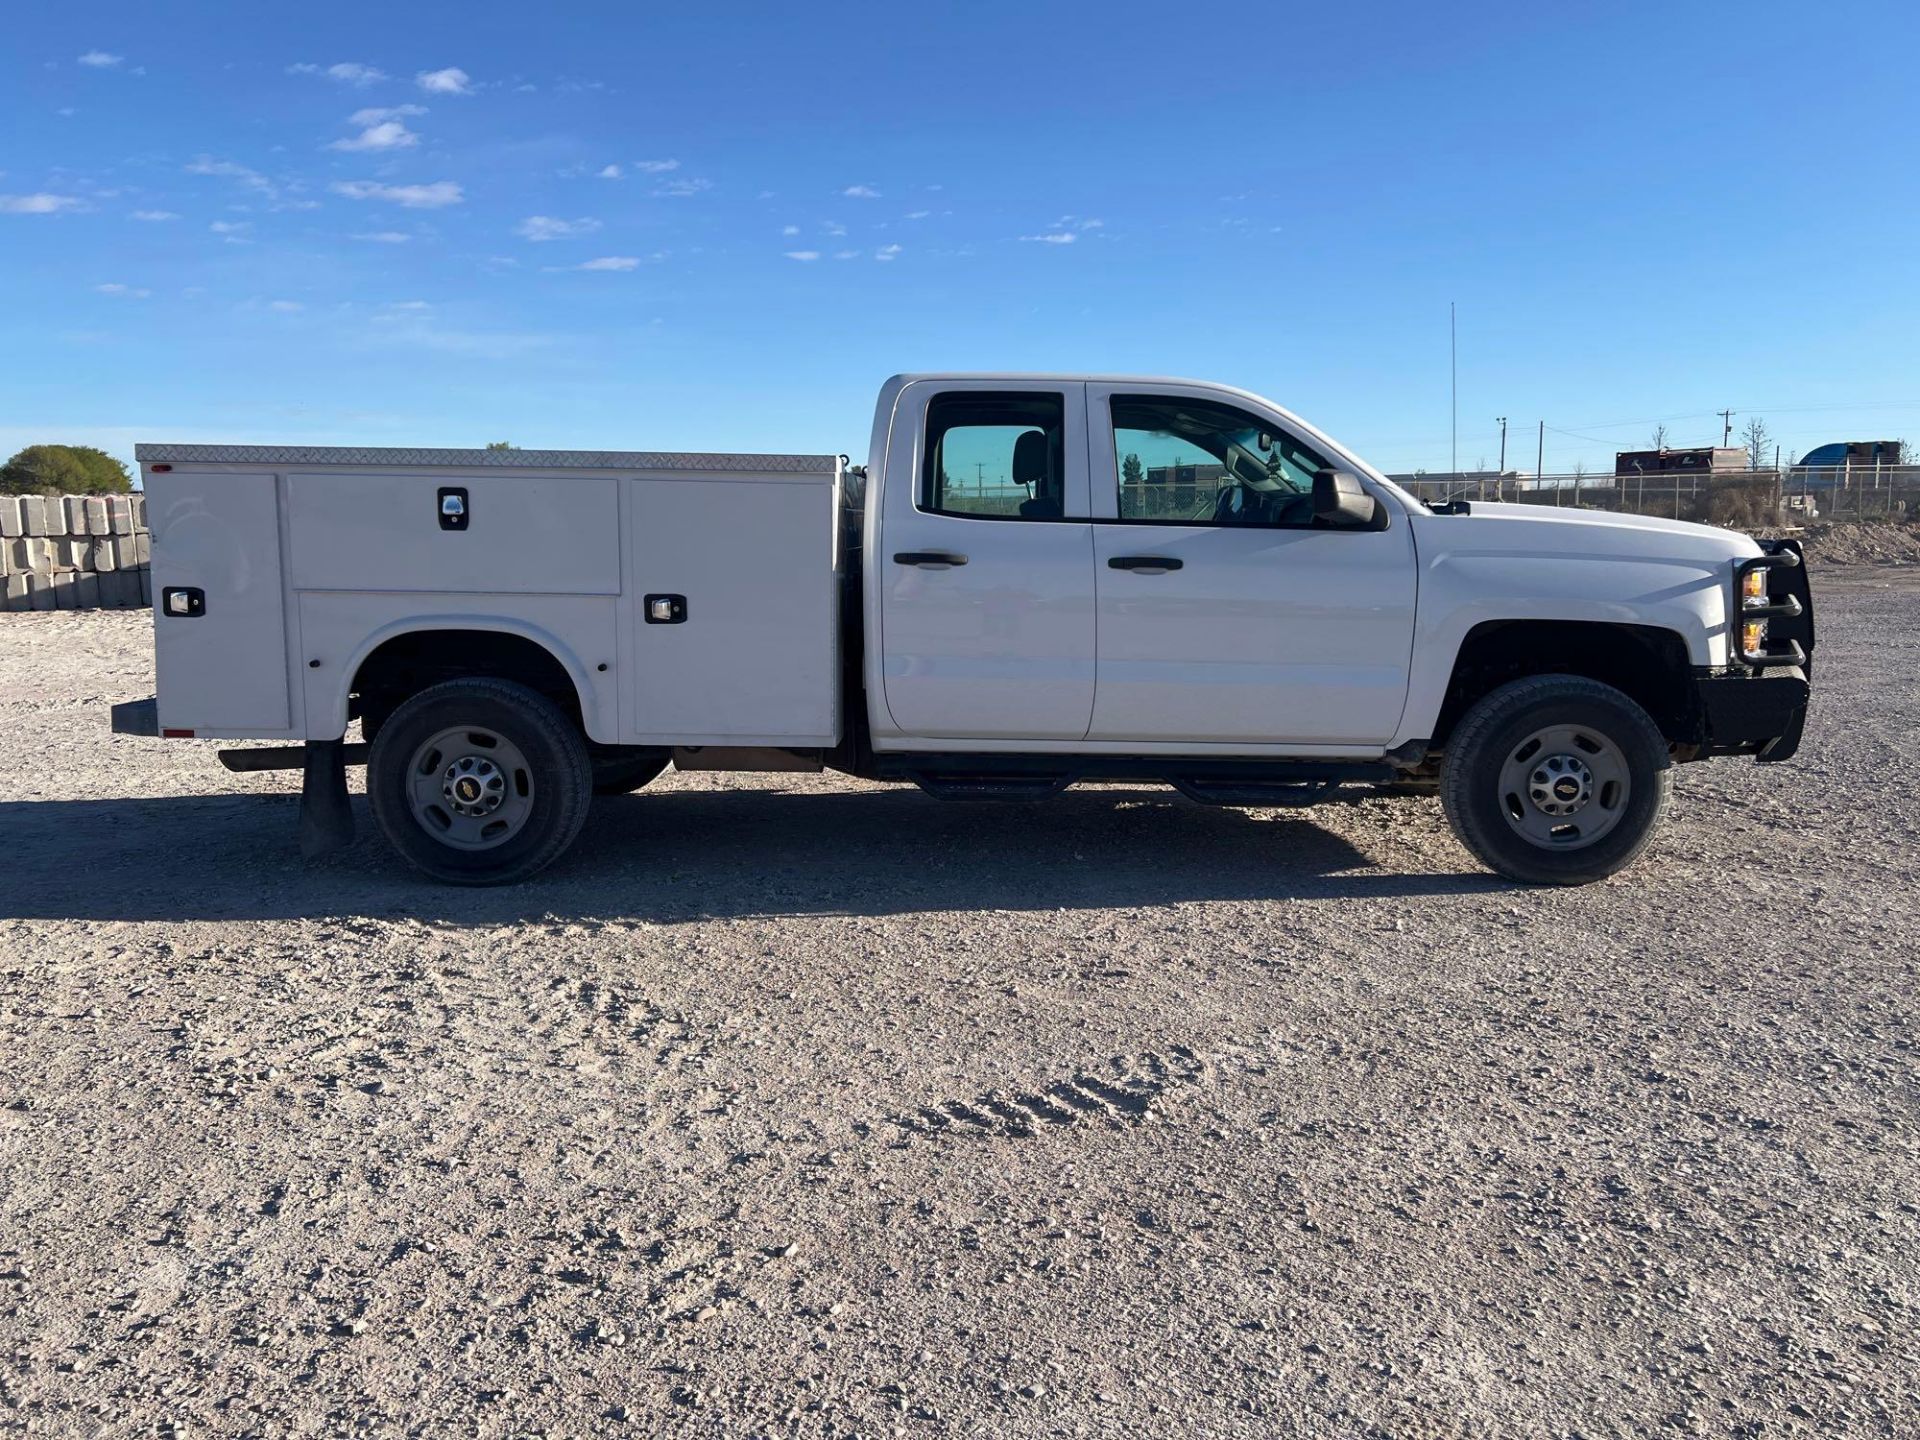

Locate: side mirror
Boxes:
[1313,469,1378,526]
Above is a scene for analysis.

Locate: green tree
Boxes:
[485,440,518,451]
[0,444,134,495]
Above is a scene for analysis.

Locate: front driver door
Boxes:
[877,381,1096,740]
[1087,383,1417,746]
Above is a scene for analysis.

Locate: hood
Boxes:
[1419,500,1761,563]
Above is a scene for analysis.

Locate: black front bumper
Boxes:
[1695,667,1810,762]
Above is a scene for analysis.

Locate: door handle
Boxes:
[893,551,969,569]
[1108,555,1183,573]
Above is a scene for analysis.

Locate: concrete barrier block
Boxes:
[27,573,58,611]
[50,570,78,610]
[41,499,68,537]
[137,565,152,606]
[18,537,54,571]
[91,537,117,572]
[64,496,91,534]
[134,532,151,564]
[84,497,108,536]
[56,538,91,570]
[74,572,102,608]
[108,496,134,534]
[19,497,47,535]
[131,494,146,531]
[3,573,26,610]
[110,569,144,608]
[0,497,22,538]
[113,535,140,569]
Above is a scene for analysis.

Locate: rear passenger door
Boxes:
[876,382,1096,740]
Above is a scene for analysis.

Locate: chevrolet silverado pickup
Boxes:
[112,374,1814,886]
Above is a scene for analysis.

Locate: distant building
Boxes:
[1789,441,1906,490]
[1797,440,1904,467]
[1614,447,1748,478]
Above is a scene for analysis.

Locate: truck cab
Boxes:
[115,374,1815,887]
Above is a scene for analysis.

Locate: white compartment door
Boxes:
[626,478,839,744]
[149,472,291,732]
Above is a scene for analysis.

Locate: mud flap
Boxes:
[298,738,356,859]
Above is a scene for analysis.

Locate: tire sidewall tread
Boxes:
[1441,673,1672,886]
[367,678,592,885]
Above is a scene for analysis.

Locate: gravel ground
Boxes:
[1,570,1916,1439]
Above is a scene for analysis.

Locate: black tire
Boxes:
[367,678,592,885]
[1440,674,1672,885]
[590,752,670,796]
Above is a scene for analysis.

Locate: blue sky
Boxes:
[3,0,1917,476]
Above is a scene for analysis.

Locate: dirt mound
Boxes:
[1764,521,1920,566]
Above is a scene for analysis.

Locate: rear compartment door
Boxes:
[149,472,291,732]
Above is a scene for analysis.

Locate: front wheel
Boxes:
[1440,675,1672,885]
[368,678,593,885]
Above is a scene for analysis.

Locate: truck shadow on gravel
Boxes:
[0,784,1498,923]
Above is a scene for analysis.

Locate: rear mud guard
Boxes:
[298,738,356,859]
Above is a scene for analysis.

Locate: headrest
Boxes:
[1012,429,1049,487]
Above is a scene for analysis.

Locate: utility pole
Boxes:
[1450,302,1458,481]
[1537,421,1547,504]
[1497,416,1507,472]
[1719,409,1735,446]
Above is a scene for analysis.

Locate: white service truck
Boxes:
[113,375,1814,886]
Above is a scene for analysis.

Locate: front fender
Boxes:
[1394,548,1732,746]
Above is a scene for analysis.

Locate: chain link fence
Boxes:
[1395,466,1920,527]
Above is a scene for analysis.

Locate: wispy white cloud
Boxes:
[832,249,859,261]
[350,230,412,243]
[905,209,930,220]
[516,214,600,241]
[633,159,679,174]
[185,155,275,196]
[842,184,880,199]
[129,209,180,221]
[333,179,464,208]
[784,250,820,262]
[210,219,252,242]
[596,164,622,179]
[573,256,640,271]
[95,282,150,297]
[364,314,558,360]
[1020,231,1078,245]
[268,300,304,313]
[329,119,419,152]
[653,176,711,198]
[1,193,83,214]
[289,61,388,86]
[781,224,800,236]
[874,243,901,262]
[822,220,847,237]
[77,51,123,68]
[349,104,425,125]
[415,67,472,95]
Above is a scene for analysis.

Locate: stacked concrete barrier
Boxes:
[0,494,151,612]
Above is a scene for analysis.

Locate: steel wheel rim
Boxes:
[405,725,535,851]
[1496,722,1631,851]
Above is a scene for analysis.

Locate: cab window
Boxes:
[1111,394,1328,526]
[923,392,1069,520]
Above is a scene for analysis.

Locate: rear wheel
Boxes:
[368,678,592,885]
[1440,674,1671,885]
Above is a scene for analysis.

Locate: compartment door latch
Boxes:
[438,487,469,531]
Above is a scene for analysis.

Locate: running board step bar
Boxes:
[1170,777,1350,808]
[219,743,369,772]
[909,772,1074,802]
